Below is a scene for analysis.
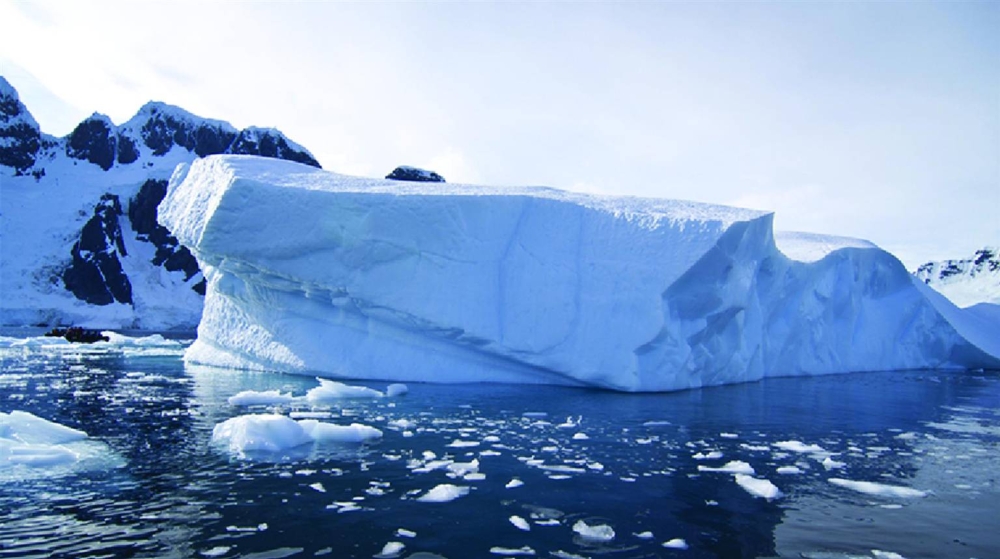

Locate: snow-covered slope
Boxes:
[160,156,1000,392]
[913,248,1000,308]
[0,76,320,330]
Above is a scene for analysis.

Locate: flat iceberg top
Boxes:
[189,155,770,228]
[775,231,878,262]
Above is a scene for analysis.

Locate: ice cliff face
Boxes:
[913,248,1000,308]
[160,156,1000,392]
[0,76,319,330]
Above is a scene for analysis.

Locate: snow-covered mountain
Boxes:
[0,76,320,330]
[161,156,1000,392]
[913,248,1000,308]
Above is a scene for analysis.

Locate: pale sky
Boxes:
[1,0,997,268]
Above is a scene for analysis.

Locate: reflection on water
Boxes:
[1,334,998,558]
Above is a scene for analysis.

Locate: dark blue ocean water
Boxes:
[1,333,998,559]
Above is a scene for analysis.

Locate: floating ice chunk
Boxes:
[510,515,531,531]
[298,420,383,443]
[0,410,88,444]
[386,384,409,397]
[773,441,826,454]
[776,466,803,475]
[306,379,384,402]
[200,546,231,557]
[572,433,589,440]
[395,528,416,538]
[505,478,524,489]
[663,539,689,549]
[828,478,927,498]
[228,390,297,406]
[551,552,588,559]
[822,457,846,470]
[212,414,313,454]
[0,440,79,468]
[490,547,535,556]
[871,551,907,559]
[309,482,326,493]
[446,459,479,476]
[374,542,405,558]
[464,472,486,481]
[416,484,470,503]
[556,416,582,428]
[447,439,480,448]
[288,411,332,419]
[572,520,615,542]
[719,433,738,439]
[692,451,724,460]
[734,474,783,500]
[697,460,755,475]
[634,531,654,539]
[387,419,417,430]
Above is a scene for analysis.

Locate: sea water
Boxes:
[1,332,998,559]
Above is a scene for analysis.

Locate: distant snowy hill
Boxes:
[913,248,1000,308]
[0,76,320,330]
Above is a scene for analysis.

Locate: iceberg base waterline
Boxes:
[160,156,1000,392]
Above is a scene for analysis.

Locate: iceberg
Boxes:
[160,156,1000,392]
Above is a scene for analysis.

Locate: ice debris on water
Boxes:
[572,520,615,542]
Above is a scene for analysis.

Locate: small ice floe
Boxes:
[416,484,470,503]
[773,440,826,454]
[227,389,297,406]
[447,439,480,448]
[828,478,927,498]
[662,538,689,550]
[740,444,770,452]
[199,546,231,557]
[309,482,326,493]
[776,466,803,475]
[572,520,615,542]
[306,379,385,402]
[490,547,535,556]
[509,515,531,531]
[822,456,846,470]
[373,541,405,558]
[692,451,724,460]
[1,410,120,477]
[211,414,381,457]
[572,432,590,440]
[720,433,739,439]
[289,411,333,419]
[557,416,583,428]
[642,420,671,427]
[633,531,654,539]
[395,528,416,538]
[697,460,755,475]
[505,478,524,489]
[551,552,588,559]
[871,551,907,559]
[386,384,409,397]
[734,474,783,500]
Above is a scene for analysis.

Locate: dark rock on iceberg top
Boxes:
[62,194,133,306]
[386,166,446,183]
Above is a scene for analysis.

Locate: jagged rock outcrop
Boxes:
[62,194,132,306]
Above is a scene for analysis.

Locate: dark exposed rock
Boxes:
[44,327,109,344]
[128,179,201,283]
[66,114,116,170]
[117,134,139,165]
[0,77,43,175]
[62,194,133,306]
[228,128,321,168]
[385,166,446,183]
[137,103,238,157]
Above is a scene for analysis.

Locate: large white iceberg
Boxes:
[160,156,1000,391]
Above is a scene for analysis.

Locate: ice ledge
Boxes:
[161,156,1000,392]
